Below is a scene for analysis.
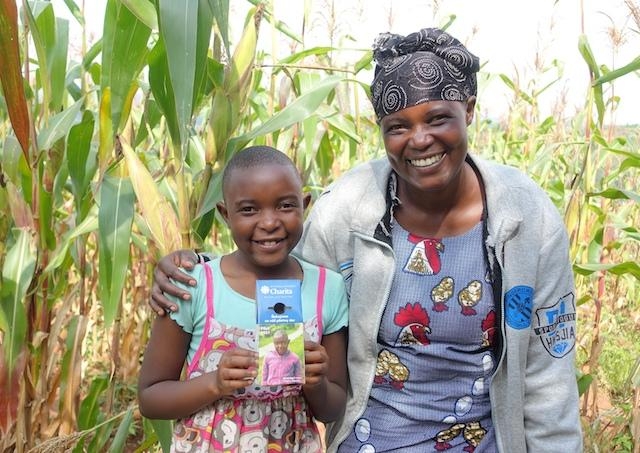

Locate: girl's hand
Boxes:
[302,340,329,387]
[213,348,258,396]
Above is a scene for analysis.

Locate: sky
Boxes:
[55,0,639,125]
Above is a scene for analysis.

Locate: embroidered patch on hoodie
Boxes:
[504,285,533,329]
[534,293,576,358]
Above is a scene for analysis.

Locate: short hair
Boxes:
[221,146,300,194]
[273,329,289,341]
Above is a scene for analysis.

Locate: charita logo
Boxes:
[259,285,293,296]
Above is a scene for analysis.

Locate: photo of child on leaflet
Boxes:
[260,328,304,386]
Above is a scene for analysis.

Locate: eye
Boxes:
[238,206,257,214]
[278,200,298,210]
[383,123,406,134]
[429,114,449,126]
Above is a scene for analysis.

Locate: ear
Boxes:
[216,201,229,223]
[465,96,476,125]
[302,193,312,211]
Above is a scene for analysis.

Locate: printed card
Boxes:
[256,279,305,386]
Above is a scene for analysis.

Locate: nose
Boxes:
[409,125,433,148]
[258,209,280,231]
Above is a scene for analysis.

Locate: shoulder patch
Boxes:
[534,292,576,358]
[505,285,533,329]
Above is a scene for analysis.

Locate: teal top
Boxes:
[169,256,349,362]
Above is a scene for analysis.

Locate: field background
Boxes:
[0,0,638,451]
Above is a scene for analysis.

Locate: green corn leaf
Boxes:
[67,110,97,207]
[0,0,31,158]
[578,35,605,125]
[49,17,69,112]
[98,173,135,326]
[61,0,84,25]
[594,55,640,85]
[98,87,114,175]
[82,38,103,71]
[192,0,214,111]
[587,188,640,204]
[25,1,53,114]
[78,376,109,430]
[158,0,200,150]
[108,407,134,453]
[223,8,257,95]
[102,0,151,131]
[148,37,180,148]
[37,99,83,151]
[44,206,98,274]
[230,74,345,149]
[208,0,230,59]
[121,0,158,30]
[573,261,640,280]
[148,418,173,453]
[0,228,36,370]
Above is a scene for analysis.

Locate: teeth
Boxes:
[258,240,279,246]
[410,153,443,167]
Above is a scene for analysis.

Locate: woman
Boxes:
[150,27,583,452]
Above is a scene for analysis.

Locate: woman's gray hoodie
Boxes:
[295,155,583,452]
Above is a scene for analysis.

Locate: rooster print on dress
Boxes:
[481,310,496,347]
[404,234,444,275]
[394,302,432,345]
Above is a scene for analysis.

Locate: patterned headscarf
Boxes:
[370,27,480,120]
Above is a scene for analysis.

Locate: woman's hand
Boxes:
[213,348,259,396]
[150,249,200,315]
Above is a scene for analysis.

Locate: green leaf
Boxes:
[578,35,605,125]
[61,0,84,26]
[67,110,97,206]
[277,46,335,66]
[158,0,200,149]
[27,1,54,111]
[0,0,31,158]
[594,55,640,85]
[78,376,109,430]
[208,0,230,59]
[573,261,640,281]
[148,37,180,148]
[102,0,151,131]
[49,17,69,111]
[98,173,135,326]
[354,50,373,74]
[0,228,36,370]
[37,99,83,151]
[121,0,158,30]
[148,418,173,453]
[230,74,345,149]
[587,188,640,204]
[44,207,98,274]
[192,0,213,112]
[108,408,134,453]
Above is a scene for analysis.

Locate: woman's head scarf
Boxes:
[370,27,480,120]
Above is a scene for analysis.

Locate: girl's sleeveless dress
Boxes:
[171,263,327,453]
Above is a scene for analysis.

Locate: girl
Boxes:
[138,146,348,452]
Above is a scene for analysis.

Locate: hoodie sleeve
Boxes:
[523,219,583,452]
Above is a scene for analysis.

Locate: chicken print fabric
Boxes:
[338,221,497,452]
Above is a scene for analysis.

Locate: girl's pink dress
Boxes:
[171,263,326,453]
